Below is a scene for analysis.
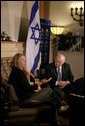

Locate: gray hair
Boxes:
[55,54,65,62]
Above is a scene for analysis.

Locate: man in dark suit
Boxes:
[45,54,74,109]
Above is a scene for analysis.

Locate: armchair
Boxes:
[69,77,84,125]
[1,78,55,126]
[1,57,55,126]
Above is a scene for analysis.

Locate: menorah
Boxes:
[71,7,84,26]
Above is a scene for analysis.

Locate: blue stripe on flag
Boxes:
[29,1,38,26]
[31,48,41,75]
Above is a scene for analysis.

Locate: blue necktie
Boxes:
[57,67,62,81]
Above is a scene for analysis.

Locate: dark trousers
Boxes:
[53,84,75,106]
[28,87,58,125]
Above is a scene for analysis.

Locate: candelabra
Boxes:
[71,7,84,26]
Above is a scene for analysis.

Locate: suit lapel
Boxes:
[62,64,65,80]
[51,66,58,78]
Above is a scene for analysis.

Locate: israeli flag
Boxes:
[25,1,41,78]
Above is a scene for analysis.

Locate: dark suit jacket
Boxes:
[8,67,38,101]
[45,62,74,89]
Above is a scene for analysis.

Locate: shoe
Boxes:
[59,105,69,112]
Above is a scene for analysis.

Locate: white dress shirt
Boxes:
[55,66,70,86]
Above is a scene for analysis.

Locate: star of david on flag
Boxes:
[25,1,41,79]
[30,23,41,45]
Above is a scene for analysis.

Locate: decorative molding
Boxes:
[1,42,24,57]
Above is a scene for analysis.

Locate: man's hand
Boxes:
[57,81,69,88]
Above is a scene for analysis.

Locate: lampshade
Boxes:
[51,26,64,35]
[63,28,70,34]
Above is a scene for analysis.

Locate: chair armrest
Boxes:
[19,99,47,108]
[69,93,84,99]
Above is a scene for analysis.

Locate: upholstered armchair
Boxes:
[69,77,84,125]
[1,57,55,126]
[1,57,12,81]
